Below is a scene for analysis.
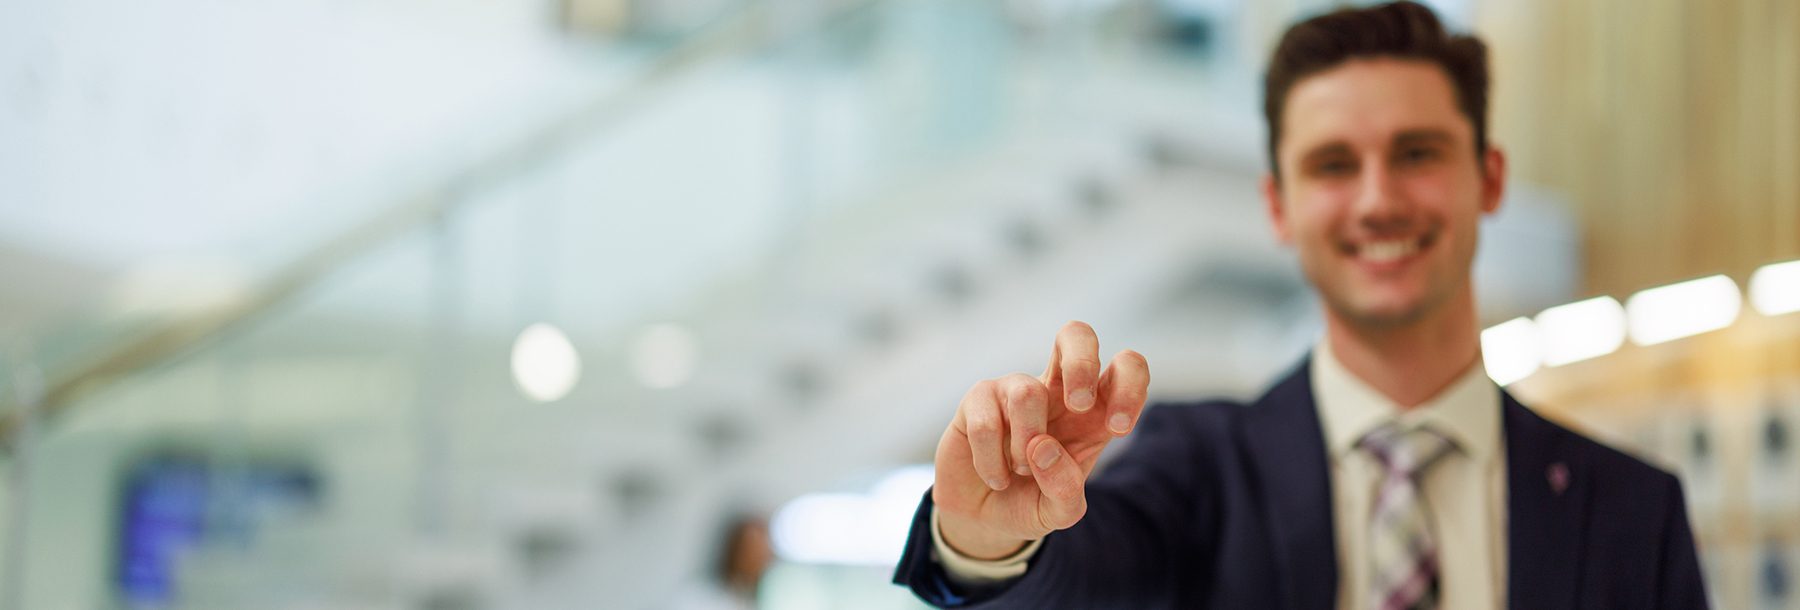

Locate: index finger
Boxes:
[1042,321,1101,413]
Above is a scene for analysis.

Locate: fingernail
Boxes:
[1015,464,1030,476]
[1069,388,1095,412]
[1034,442,1060,470]
[986,477,1009,490]
[1109,413,1131,434]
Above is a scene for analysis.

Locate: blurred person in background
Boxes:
[669,513,771,610]
[893,2,1707,609]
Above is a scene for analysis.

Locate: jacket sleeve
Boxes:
[890,491,1027,607]
[892,403,1230,608]
[1655,474,1710,610]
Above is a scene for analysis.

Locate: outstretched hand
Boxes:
[933,321,1151,559]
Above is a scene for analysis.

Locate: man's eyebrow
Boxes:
[1393,129,1456,147]
[1299,141,1354,163]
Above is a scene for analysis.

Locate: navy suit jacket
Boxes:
[894,360,1708,609]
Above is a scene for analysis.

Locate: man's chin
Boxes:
[1327,295,1433,330]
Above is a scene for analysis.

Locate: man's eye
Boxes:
[1314,159,1355,176]
[1398,147,1440,164]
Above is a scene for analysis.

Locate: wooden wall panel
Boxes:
[1476,0,1800,410]
[1482,0,1800,300]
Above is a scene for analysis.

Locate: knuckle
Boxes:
[1040,496,1086,531]
[970,378,997,396]
[1004,391,1028,416]
[1065,502,1088,528]
[1115,385,1147,407]
[999,375,1026,400]
[1066,358,1101,378]
[1003,376,1044,408]
[1019,378,1049,403]
[965,410,1000,437]
[968,417,999,438]
[1118,349,1148,369]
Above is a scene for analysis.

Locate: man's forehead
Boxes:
[1280,57,1470,153]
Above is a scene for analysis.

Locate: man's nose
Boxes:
[1353,156,1413,232]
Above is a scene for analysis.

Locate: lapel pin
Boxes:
[1547,462,1570,495]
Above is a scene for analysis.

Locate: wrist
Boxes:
[937,508,1032,560]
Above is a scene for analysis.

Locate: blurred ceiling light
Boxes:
[630,323,698,389]
[511,323,582,402]
[1749,260,1800,317]
[1625,275,1741,346]
[1536,296,1627,366]
[1480,317,1542,386]
[770,465,933,566]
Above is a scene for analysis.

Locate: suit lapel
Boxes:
[1502,393,1590,610]
[1237,361,1339,610]
[1234,364,1593,610]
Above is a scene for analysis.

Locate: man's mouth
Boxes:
[1345,233,1435,264]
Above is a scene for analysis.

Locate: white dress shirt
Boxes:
[1312,340,1507,610]
[931,341,1508,610]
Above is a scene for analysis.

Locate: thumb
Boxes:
[1026,435,1088,532]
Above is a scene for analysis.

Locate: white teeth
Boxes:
[1359,239,1418,263]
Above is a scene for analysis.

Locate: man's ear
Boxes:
[1480,146,1507,216]
[1262,173,1293,245]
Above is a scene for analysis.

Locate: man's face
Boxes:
[1263,58,1505,329]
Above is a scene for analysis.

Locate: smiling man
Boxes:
[892,3,1708,609]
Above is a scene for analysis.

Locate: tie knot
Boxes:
[1358,423,1454,478]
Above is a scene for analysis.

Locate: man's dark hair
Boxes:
[1263,1,1490,179]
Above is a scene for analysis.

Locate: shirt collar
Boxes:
[1310,337,1501,463]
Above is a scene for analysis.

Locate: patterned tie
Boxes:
[1359,423,1455,610]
